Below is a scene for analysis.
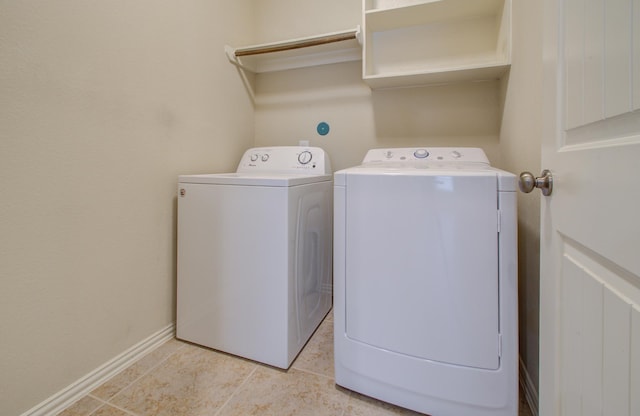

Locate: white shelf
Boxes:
[366,0,503,31]
[362,0,511,88]
[364,62,510,89]
[226,28,362,73]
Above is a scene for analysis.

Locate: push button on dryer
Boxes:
[414,149,429,159]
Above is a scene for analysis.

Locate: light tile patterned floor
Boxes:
[58,311,533,416]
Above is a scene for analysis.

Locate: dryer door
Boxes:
[345,172,500,370]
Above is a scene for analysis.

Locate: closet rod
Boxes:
[234,30,358,57]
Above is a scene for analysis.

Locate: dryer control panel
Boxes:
[237,146,332,174]
[362,148,489,164]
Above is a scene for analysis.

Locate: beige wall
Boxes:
[253,0,502,170]
[0,1,254,415]
[254,62,502,170]
[253,0,361,43]
[499,0,543,392]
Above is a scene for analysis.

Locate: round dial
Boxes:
[298,151,313,165]
[414,149,429,159]
[261,154,269,162]
[250,153,259,162]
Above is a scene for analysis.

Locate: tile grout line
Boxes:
[84,394,140,416]
[290,365,336,382]
[213,364,260,416]
[65,337,187,416]
[91,402,141,416]
[83,393,110,415]
[98,340,188,408]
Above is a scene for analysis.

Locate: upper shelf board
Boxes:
[365,0,505,32]
[226,27,362,73]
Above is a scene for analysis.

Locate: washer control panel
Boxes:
[362,147,489,164]
[237,146,332,174]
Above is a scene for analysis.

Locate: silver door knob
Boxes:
[519,170,553,196]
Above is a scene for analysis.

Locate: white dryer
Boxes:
[334,148,517,416]
[177,146,332,369]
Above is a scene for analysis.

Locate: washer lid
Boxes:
[178,172,332,187]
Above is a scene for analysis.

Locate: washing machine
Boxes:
[177,146,333,369]
[334,148,517,416]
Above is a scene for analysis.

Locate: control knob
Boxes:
[414,149,429,159]
[298,151,313,165]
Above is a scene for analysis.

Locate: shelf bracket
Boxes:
[225,45,255,72]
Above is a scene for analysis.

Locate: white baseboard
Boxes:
[20,323,175,416]
[519,356,539,416]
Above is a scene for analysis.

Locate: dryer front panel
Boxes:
[344,172,500,370]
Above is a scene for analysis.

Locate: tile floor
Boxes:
[58,311,533,416]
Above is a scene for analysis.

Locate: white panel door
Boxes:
[539,0,640,415]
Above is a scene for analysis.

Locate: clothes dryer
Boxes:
[334,148,517,416]
[177,146,332,369]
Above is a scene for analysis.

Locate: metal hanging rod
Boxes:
[233,28,361,57]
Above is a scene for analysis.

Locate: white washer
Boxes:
[334,148,518,416]
[177,146,333,369]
